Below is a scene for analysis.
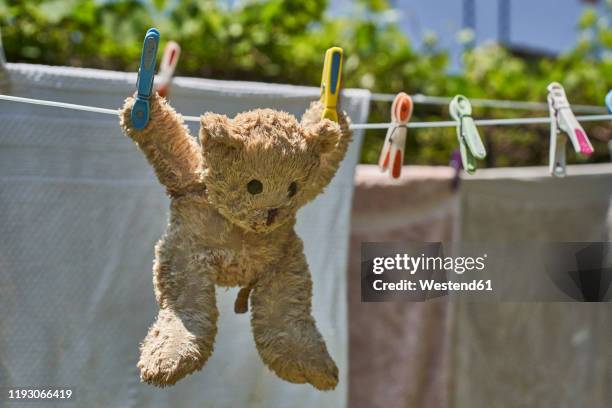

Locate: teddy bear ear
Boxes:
[305,119,341,154]
[199,113,243,149]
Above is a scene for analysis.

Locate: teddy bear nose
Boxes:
[266,208,279,226]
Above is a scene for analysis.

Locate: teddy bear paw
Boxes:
[304,354,339,391]
[274,352,339,391]
[137,319,210,387]
[138,341,205,387]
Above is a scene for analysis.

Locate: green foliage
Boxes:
[0,0,610,167]
[0,0,151,68]
[450,5,612,168]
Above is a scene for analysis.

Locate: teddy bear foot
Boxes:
[138,310,214,387]
[139,350,203,387]
[269,350,339,391]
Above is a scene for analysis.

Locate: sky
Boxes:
[397,0,590,51]
[332,0,609,69]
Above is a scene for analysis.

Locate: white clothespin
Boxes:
[547,82,594,177]
[156,41,181,98]
[378,92,413,178]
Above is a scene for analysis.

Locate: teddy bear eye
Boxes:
[288,182,298,198]
[247,179,263,195]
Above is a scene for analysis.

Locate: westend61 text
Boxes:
[372,279,493,292]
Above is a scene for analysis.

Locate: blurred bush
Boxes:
[0,0,610,166]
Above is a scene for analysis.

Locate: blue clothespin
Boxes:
[449,95,486,174]
[605,90,612,114]
[131,28,160,129]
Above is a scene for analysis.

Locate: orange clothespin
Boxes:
[378,92,413,178]
[156,41,181,98]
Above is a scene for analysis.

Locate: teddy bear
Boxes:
[119,92,352,390]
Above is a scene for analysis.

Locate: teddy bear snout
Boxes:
[266,208,279,226]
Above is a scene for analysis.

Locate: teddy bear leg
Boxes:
[250,258,338,390]
[138,249,219,387]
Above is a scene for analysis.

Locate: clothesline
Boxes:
[352,115,612,129]
[1,94,611,130]
[370,92,608,114]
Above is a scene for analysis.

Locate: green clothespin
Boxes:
[449,95,486,174]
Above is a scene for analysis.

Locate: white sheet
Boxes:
[453,163,612,408]
[0,63,370,408]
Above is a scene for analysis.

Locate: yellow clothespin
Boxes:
[320,47,343,122]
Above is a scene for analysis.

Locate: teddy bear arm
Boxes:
[249,241,338,390]
[138,237,219,387]
[299,100,325,129]
[315,110,352,187]
[119,94,203,196]
[300,100,353,199]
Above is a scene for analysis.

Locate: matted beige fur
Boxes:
[119,94,352,390]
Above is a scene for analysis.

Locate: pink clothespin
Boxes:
[378,92,413,178]
[547,82,594,177]
[156,41,181,98]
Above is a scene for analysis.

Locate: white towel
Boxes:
[0,63,370,408]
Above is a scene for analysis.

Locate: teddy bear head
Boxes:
[199,108,341,233]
